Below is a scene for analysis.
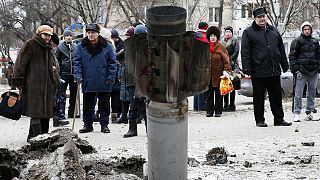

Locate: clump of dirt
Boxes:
[0,129,145,179]
[204,147,228,166]
[0,148,27,180]
[83,156,145,178]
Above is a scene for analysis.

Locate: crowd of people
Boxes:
[10,6,320,141]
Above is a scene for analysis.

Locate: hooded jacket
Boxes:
[289,21,320,75]
[241,21,289,77]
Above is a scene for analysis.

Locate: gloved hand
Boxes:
[220,71,230,79]
[59,79,65,83]
[106,79,113,85]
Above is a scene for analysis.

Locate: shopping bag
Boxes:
[0,91,22,120]
[219,77,234,96]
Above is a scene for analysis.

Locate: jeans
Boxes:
[293,72,318,114]
[59,75,77,116]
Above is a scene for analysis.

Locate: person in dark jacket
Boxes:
[73,23,116,133]
[289,21,320,122]
[193,21,209,111]
[123,24,148,138]
[13,24,58,141]
[54,30,78,125]
[241,7,291,127]
[115,27,135,124]
[222,26,239,112]
[109,29,123,122]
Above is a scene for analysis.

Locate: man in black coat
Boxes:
[241,7,291,127]
[289,21,320,122]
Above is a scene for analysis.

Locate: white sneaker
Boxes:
[304,114,313,121]
[304,113,320,121]
[311,112,320,121]
[293,114,300,122]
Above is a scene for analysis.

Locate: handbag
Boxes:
[219,77,234,96]
[0,91,22,120]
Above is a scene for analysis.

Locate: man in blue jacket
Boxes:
[73,24,116,133]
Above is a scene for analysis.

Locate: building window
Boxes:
[248,3,253,18]
[241,5,246,18]
[209,7,214,22]
[215,7,220,22]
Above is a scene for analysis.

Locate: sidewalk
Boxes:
[0,83,320,179]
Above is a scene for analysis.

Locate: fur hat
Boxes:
[224,26,233,34]
[36,25,53,35]
[100,28,112,39]
[63,30,73,37]
[198,22,209,30]
[253,7,267,18]
[206,26,221,41]
[125,27,135,37]
[85,23,100,33]
[111,29,119,38]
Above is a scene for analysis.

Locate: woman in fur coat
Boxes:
[205,26,231,117]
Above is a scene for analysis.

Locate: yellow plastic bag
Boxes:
[219,77,234,96]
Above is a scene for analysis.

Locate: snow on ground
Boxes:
[1,84,320,179]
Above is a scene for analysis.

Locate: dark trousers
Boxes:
[252,76,284,123]
[128,97,146,123]
[59,75,77,116]
[206,85,223,115]
[83,92,110,127]
[224,90,235,107]
[111,90,122,116]
[193,91,207,111]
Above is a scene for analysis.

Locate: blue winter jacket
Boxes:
[73,36,116,92]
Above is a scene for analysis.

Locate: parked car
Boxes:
[237,71,320,98]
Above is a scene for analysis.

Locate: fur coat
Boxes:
[13,35,57,118]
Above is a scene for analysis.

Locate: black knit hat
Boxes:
[224,26,233,34]
[198,22,209,30]
[206,26,221,41]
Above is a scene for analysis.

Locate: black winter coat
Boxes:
[241,21,289,77]
[289,34,320,76]
[55,41,76,75]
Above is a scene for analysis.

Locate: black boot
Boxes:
[111,113,118,123]
[53,116,70,127]
[116,102,129,124]
[27,118,41,142]
[123,120,137,138]
[79,126,94,133]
